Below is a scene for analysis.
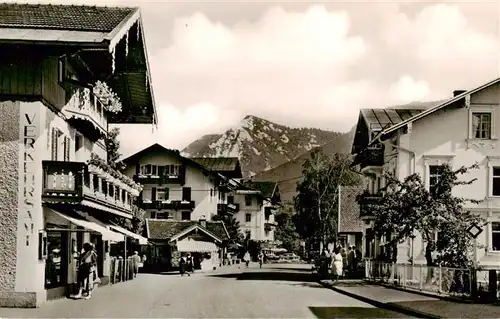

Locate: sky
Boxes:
[8,1,500,157]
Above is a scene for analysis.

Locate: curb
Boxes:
[373,281,474,304]
[318,280,441,319]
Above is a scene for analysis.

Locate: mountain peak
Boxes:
[182,115,343,177]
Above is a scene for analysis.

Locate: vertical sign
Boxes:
[19,107,38,246]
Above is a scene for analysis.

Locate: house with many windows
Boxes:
[352,78,500,268]
[234,181,280,242]
[0,3,156,307]
[122,145,239,270]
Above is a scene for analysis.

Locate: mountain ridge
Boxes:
[182,115,344,177]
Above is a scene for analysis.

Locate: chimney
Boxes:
[453,90,467,97]
[199,215,207,228]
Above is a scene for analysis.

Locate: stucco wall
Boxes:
[390,85,500,266]
[129,151,218,220]
[0,101,21,294]
[233,194,266,241]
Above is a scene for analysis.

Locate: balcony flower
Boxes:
[92,80,123,114]
[88,153,143,193]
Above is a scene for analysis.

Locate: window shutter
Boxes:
[51,128,58,160]
[64,137,70,161]
[151,187,157,201]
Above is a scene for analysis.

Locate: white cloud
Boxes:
[4,1,498,154]
[116,102,242,158]
[389,76,431,103]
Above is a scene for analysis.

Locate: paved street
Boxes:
[0,263,412,318]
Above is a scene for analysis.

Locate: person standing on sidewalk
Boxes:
[331,247,343,281]
[258,251,264,268]
[132,251,141,278]
[243,251,251,267]
[73,243,97,300]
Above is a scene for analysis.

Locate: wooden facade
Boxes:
[0,49,68,112]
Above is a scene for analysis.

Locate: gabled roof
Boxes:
[352,107,427,154]
[169,224,222,243]
[360,108,426,132]
[241,181,280,200]
[146,219,230,241]
[338,186,364,233]
[378,78,500,139]
[191,157,243,178]
[122,143,218,177]
[0,4,136,33]
[0,3,157,126]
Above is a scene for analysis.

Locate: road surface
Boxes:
[0,263,413,318]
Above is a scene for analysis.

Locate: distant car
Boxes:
[280,253,300,262]
[265,253,280,261]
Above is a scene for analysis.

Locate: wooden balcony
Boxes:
[359,194,384,219]
[42,161,135,215]
[140,200,195,211]
[133,171,186,185]
[42,161,86,201]
[358,146,385,171]
[64,89,108,142]
[217,203,240,215]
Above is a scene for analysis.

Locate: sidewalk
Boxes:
[320,280,500,319]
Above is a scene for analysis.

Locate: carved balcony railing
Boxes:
[139,199,195,211]
[133,168,186,185]
[359,194,384,219]
[357,146,385,171]
[64,89,108,141]
[42,161,86,201]
[42,161,137,215]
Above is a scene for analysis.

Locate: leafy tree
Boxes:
[105,127,126,172]
[212,214,245,244]
[361,163,484,268]
[105,127,145,234]
[294,150,361,250]
[274,207,302,254]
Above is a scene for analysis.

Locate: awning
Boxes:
[109,224,148,245]
[177,240,218,253]
[48,209,124,242]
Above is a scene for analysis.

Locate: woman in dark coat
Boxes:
[179,255,187,277]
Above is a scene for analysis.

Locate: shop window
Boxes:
[45,232,64,289]
[181,211,191,221]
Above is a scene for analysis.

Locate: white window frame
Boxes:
[487,156,500,197]
[469,106,496,140]
[490,218,500,252]
[423,155,454,191]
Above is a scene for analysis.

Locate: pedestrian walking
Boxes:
[186,254,194,275]
[331,247,343,281]
[258,251,263,268]
[179,255,187,276]
[243,251,251,267]
[73,242,97,300]
[132,251,141,278]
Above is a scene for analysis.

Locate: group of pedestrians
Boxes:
[317,245,362,280]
